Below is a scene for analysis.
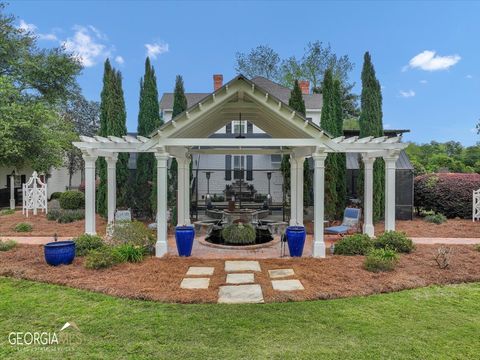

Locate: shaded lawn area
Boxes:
[1,278,479,359]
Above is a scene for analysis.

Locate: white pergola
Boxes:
[74,75,407,258]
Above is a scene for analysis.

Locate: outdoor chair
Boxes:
[324,208,361,236]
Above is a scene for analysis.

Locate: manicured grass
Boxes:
[0,278,479,359]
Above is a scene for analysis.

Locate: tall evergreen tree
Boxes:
[359,52,384,221]
[333,78,346,217]
[135,58,161,217]
[96,59,129,216]
[288,80,306,116]
[320,69,338,219]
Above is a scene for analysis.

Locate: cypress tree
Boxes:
[359,52,384,221]
[333,78,346,217]
[136,58,161,217]
[288,80,306,116]
[320,69,338,219]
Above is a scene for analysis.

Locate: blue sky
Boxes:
[8,1,480,145]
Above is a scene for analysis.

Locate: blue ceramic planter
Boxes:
[44,240,76,266]
[286,226,306,257]
[175,226,195,257]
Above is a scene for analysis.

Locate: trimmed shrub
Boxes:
[424,213,447,224]
[114,244,145,263]
[59,191,85,210]
[0,209,15,216]
[84,247,119,270]
[50,192,63,200]
[374,231,414,253]
[364,248,399,272]
[334,234,373,255]
[414,173,480,218]
[47,208,61,221]
[74,234,104,256]
[14,222,32,232]
[57,209,85,224]
[111,221,155,249]
[222,223,256,245]
[0,239,17,251]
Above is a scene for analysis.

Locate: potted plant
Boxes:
[285,226,306,257]
[175,225,195,256]
[44,238,76,266]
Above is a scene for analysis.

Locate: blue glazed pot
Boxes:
[175,226,195,257]
[286,226,306,257]
[44,240,76,266]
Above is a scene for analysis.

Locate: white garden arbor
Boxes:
[74,75,407,258]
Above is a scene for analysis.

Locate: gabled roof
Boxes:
[159,76,322,111]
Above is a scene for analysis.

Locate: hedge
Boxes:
[59,191,85,210]
[414,173,480,218]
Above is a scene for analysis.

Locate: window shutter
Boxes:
[247,122,253,134]
[225,155,232,180]
[6,176,10,188]
[246,156,253,180]
[21,175,26,184]
[226,122,232,134]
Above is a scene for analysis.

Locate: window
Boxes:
[233,121,245,135]
[225,155,232,180]
[233,155,245,180]
[271,154,281,165]
[226,122,232,134]
[246,155,253,180]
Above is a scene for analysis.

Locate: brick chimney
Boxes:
[213,74,223,91]
[299,80,310,95]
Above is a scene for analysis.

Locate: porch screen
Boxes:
[225,155,232,180]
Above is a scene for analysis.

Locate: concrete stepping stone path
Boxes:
[268,269,295,279]
[226,273,255,284]
[218,284,264,304]
[186,266,215,276]
[180,278,210,289]
[271,279,304,291]
[225,260,261,272]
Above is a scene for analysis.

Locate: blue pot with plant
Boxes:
[286,226,306,257]
[44,240,76,266]
[175,226,195,257]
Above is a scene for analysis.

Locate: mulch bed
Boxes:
[1,244,479,304]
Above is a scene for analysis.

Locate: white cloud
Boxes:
[18,19,58,41]
[38,33,58,41]
[115,56,125,65]
[466,74,473,79]
[145,42,169,59]
[404,50,460,72]
[63,25,110,67]
[419,80,428,84]
[18,19,37,33]
[399,90,415,98]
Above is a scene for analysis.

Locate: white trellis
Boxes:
[474,189,480,222]
[22,171,48,217]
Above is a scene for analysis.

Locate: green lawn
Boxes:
[0,278,479,359]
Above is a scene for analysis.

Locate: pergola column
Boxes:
[312,151,327,258]
[82,153,98,235]
[362,154,375,237]
[176,156,186,226]
[155,151,169,257]
[383,153,399,231]
[289,156,298,225]
[184,155,191,225]
[106,154,118,224]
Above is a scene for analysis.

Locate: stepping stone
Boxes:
[218,284,264,304]
[180,278,210,289]
[271,279,304,291]
[186,266,215,276]
[268,269,295,279]
[225,261,261,272]
[226,273,255,284]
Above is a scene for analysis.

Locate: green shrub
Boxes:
[334,234,373,255]
[0,209,15,216]
[474,244,480,252]
[222,223,256,245]
[48,209,84,223]
[0,239,17,251]
[50,192,63,200]
[111,221,155,249]
[364,248,399,272]
[74,234,104,256]
[424,213,447,224]
[14,222,32,232]
[84,247,119,270]
[374,231,414,253]
[114,244,145,263]
[47,209,61,221]
[59,191,85,210]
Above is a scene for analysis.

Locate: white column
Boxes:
[296,156,305,226]
[106,154,118,224]
[9,174,15,210]
[383,153,399,231]
[155,152,169,257]
[312,152,327,258]
[176,156,186,226]
[362,155,375,237]
[289,156,298,226]
[184,155,191,225]
[82,154,97,235]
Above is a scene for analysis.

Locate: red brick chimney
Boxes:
[213,74,223,91]
[299,80,309,94]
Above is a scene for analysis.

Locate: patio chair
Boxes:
[324,208,361,236]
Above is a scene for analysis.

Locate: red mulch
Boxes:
[1,244,479,303]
